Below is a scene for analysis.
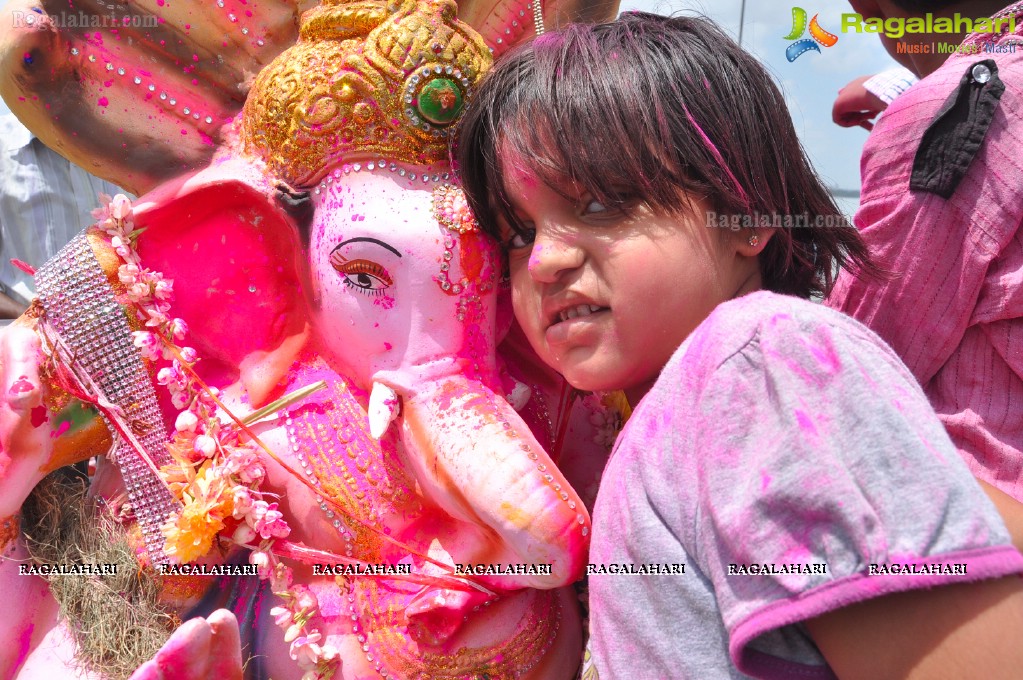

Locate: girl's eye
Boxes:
[329,253,393,296]
[507,228,536,250]
[582,199,607,215]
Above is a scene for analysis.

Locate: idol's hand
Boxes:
[128,610,244,680]
[0,323,53,517]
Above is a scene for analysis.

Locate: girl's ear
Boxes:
[736,228,777,257]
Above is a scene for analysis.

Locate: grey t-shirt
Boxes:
[583,292,1023,679]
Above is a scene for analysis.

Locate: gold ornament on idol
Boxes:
[241,0,494,187]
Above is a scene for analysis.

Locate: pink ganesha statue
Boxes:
[0,0,623,678]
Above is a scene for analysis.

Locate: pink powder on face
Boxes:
[527,244,544,271]
[374,296,396,310]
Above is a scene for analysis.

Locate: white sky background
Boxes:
[0,0,901,214]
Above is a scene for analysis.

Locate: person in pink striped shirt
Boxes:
[828,0,1023,513]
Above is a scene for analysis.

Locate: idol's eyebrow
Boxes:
[332,237,402,258]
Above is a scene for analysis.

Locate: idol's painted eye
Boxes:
[330,252,393,295]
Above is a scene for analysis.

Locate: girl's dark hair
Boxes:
[454,12,876,299]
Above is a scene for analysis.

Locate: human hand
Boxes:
[128,610,244,680]
[0,323,54,517]
[832,75,887,130]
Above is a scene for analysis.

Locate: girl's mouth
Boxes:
[557,304,605,323]
[546,304,610,345]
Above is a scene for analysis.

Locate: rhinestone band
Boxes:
[35,230,180,565]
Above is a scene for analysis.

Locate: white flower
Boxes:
[232,486,255,519]
[193,434,217,458]
[232,524,257,544]
[118,263,141,285]
[171,391,190,409]
[91,193,114,220]
[226,449,265,484]
[174,411,199,433]
[143,307,169,328]
[168,317,188,341]
[132,331,162,361]
[110,193,133,220]
[249,549,272,579]
[284,622,304,643]
[127,281,150,303]
[289,632,323,664]
[156,365,183,387]
[153,277,174,301]
[294,588,318,616]
[252,502,290,540]
[270,605,293,627]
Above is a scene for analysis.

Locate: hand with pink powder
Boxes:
[127,610,244,680]
[0,323,54,519]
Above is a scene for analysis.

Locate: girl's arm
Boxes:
[806,576,1023,679]
[979,480,1023,554]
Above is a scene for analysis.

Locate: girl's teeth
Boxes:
[560,304,602,322]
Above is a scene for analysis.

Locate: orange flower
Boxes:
[161,500,226,564]
[161,464,234,563]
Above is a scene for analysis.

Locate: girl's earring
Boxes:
[748,233,760,248]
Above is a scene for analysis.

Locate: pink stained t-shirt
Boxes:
[583,291,1023,679]
[827,6,1023,500]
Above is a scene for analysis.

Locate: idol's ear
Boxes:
[131,159,309,389]
[0,0,315,195]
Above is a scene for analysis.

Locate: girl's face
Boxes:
[498,155,766,405]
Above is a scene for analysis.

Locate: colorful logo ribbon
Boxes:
[784,7,838,62]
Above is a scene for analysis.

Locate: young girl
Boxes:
[455,13,1023,679]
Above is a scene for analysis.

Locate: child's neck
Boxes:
[624,382,653,409]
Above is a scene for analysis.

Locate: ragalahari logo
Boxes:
[784,7,839,61]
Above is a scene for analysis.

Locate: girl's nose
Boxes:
[527,229,585,283]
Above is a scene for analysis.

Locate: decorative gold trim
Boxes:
[241,0,493,186]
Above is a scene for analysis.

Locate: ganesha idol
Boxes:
[0,0,623,678]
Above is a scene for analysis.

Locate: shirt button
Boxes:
[972,63,992,84]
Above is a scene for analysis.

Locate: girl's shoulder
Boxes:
[674,290,909,378]
[643,290,919,413]
[695,290,885,349]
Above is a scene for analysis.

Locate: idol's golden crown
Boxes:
[241,0,493,187]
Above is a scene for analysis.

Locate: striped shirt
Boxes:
[828,9,1023,501]
[0,113,125,307]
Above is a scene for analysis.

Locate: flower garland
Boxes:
[92,193,339,679]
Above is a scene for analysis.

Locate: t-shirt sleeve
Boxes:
[668,300,1023,677]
